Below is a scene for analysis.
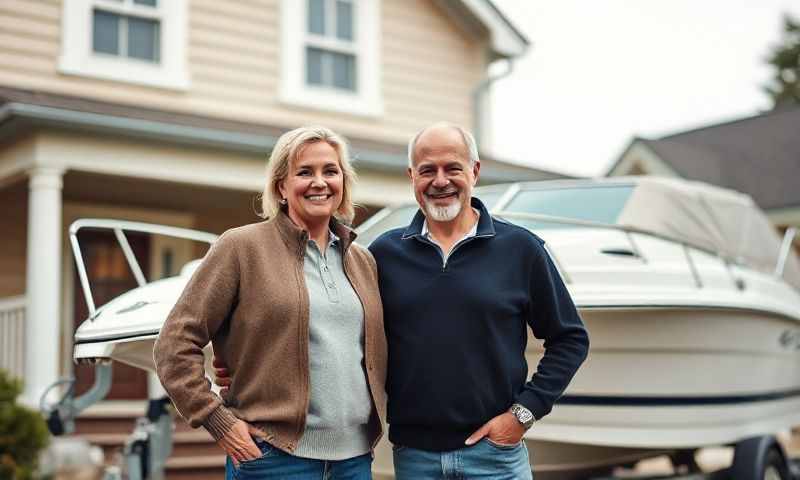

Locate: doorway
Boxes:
[72,229,150,399]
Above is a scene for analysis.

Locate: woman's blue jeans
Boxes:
[225,438,372,480]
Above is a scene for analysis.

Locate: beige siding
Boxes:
[0,181,27,297]
[0,0,487,144]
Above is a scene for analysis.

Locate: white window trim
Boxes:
[59,0,190,91]
[281,0,383,117]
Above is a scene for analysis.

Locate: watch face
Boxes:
[517,409,533,424]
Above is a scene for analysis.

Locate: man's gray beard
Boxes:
[424,199,462,222]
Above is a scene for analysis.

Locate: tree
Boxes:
[0,370,50,480]
[764,13,800,108]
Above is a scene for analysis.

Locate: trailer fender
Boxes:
[731,435,789,480]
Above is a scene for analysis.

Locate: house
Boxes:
[0,0,564,475]
[607,106,800,246]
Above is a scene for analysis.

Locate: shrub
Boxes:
[0,369,50,480]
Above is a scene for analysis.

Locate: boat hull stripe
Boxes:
[560,390,800,406]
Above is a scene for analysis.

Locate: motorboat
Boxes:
[58,177,800,479]
[360,177,800,478]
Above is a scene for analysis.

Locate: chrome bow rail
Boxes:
[69,219,218,317]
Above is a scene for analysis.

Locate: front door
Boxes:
[73,229,150,399]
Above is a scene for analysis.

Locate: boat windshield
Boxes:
[500,185,634,229]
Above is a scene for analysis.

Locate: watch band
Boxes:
[509,403,535,429]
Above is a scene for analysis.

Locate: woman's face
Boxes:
[279,141,344,228]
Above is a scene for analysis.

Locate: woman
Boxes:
[154,126,387,480]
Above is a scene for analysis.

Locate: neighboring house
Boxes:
[607,106,800,248]
[0,0,564,475]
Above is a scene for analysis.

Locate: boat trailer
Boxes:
[590,436,800,480]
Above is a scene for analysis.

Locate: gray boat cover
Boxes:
[616,176,800,290]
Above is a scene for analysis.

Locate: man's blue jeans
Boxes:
[225,438,372,480]
[392,438,533,479]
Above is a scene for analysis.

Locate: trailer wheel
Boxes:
[731,436,789,480]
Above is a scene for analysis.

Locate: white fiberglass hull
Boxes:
[535,307,800,450]
[72,225,800,474]
[75,299,800,475]
[370,305,800,477]
[73,273,193,372]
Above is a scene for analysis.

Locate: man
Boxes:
[215,122,589,479]
[367,122,589,479]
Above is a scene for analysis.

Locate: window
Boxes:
[92,4,161,63]
[305,0,357,91]
[60,0,189,90]
[281,0,382,116]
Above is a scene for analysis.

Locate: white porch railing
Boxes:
[0,295,25,379]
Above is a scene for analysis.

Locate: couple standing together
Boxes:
[153,122,589,479]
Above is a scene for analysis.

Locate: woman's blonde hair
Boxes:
[261,126,357,224]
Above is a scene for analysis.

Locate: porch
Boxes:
[0,295,24,380]
[0,128,406,406]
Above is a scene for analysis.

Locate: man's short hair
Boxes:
[407,122,479,167]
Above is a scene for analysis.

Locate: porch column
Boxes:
[22,167,64,406]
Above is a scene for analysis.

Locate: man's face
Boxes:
[408,126,480,223]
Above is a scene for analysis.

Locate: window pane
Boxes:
[93,10,120,56]
[308,0,325,35]
[306,47,324,85]
[336,0,353,40]
[134,0,157,6]
[332,52,356,90]
[128,17,160,62]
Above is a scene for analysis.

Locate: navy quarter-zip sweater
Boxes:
[369,197,589,452]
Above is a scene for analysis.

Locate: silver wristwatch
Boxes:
[509,403,535,429]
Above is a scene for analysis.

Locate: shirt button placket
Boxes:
[320,254,340,303]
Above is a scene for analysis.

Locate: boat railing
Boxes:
[491,210,738,289]
[69,219,218,317]
[776,227,798,279]
[0,295,25,379]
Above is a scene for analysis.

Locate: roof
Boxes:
[441,1,530,59]
[610,106,800,210]
[0,86,557,184]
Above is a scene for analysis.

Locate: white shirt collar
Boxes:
[422,208,480,244]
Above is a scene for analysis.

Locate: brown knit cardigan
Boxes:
[153,212,387,454]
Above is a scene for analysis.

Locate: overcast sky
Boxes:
[489,1,800,177]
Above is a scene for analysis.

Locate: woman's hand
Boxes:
[218,419,261,465]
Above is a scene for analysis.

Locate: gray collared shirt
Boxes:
[296,230,372,460]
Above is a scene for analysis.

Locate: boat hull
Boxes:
[369,305,800,476]
[74,294,800,474]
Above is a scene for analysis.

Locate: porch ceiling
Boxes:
[63,171,261,218]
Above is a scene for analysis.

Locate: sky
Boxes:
[489,1,800,177]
